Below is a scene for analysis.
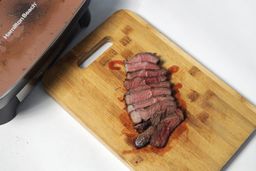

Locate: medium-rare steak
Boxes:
[125,88,171,105]
[125,62,160,72]
[123,52,185,149]
[127,96,174,113]
[125,53,159,64]
[134,120,152,133]
[150,109,184,148]
[124,76,167,89]
[127,81,171,95]
[130,100,176,124]
[126,69,167,80]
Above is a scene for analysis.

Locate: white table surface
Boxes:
[1,0,256,170]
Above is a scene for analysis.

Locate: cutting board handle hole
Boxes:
[79,38,113,69]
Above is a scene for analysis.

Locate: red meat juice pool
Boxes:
[108,60,124,70]
[168,65,179,74]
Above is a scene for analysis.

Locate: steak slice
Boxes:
[150,111,164,126]
[127,69,167,80]
[124,76,167,89]
[134,126,155,148]
[130,100,176,124]
[150,110,184,148]
[134,120,152,133]
[174,108,185,121]
[127,96,174,113]
[127,81,171,94]
[126,53,159,64]
[125,88,171,105]
[125,62,160,72]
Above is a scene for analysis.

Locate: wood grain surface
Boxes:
[43,10,256,171]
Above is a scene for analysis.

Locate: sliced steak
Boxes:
[127,69,167,80]
[127,81,171,94]
[125,88,171,105]
[127,96,174,113]
[134,110,183,148]
[150,110,184,148]
[134,126,155,148]
[124,76,167,89]
[134,119,151,133]
[125,62,160,72]
[126,53,159,64]
[130,100,176,124]
[150,111,163,126]
[174,108,185,121]
[123,52,186,149]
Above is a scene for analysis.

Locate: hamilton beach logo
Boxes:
[2,2,37,40]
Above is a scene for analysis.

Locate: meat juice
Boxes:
[168,65,179,74]
[108,60,124,70]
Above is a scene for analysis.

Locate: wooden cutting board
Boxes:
[43,10,256,171]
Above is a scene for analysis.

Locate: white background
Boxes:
[1,0,256,170]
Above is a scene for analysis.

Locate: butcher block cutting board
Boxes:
[43,10,256,170]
